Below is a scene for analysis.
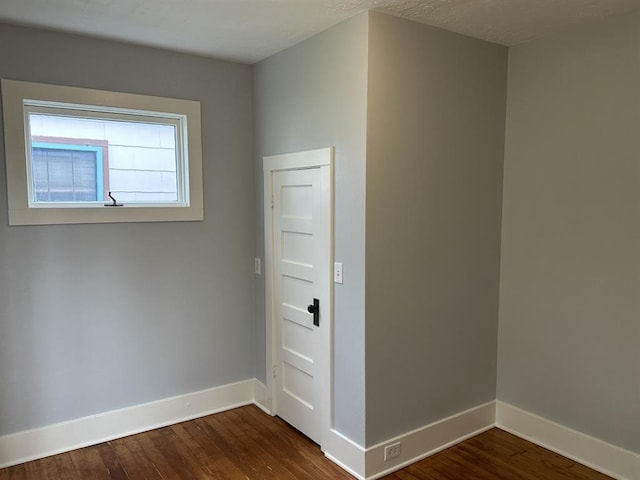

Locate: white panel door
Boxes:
[264,148,332,446]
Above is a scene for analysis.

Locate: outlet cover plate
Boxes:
[384,441,401,461]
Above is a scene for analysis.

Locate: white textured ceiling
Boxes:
[0,0,639,63]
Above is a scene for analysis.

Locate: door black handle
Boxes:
[307,298,320,327]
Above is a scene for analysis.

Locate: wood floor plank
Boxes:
[52,454,81,480]
[170,421,247,480]
[97,443,128,480]
[401,464,448,480]
[226,407,337,479]
[147,426,211,480]
[133,432,186,480]
[464,428,527,457]
[68,445,112,480]
[201,411,298,480]
[451,444,533,480]
[384,469,424,480]
[193,415,263,479]
[0,463,26,480]
[0,406,615,480]
[242,406,351,478]
[23,455,60,480]
[110,436,161,480]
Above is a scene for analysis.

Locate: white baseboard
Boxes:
[324,428,367,479]
[496,401,639,480]
[252,379,272,415]
[363,401,496,480]
[0,379,255,469]
[323,402,496,480]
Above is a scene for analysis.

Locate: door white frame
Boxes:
[263,147,334,450]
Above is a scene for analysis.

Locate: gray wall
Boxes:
[253,14,369,445]
[498,11,640,453]
[0,23,254,435]
[365,12,507,446]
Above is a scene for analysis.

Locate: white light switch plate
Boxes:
[334,262,343,284]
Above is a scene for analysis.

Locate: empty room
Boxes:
[0,1,638,479]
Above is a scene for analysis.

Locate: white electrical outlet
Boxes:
[384,441,401,461]
[254,258,261,275]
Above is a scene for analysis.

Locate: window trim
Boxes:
[2,79,203,225]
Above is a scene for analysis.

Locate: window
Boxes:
[2,79,203,225]
[27,112,181,205]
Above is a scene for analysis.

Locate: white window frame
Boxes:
[2,79,204,225]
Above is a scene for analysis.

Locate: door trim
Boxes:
[263,147,334,450]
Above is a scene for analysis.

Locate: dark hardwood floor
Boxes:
[0,405,613,479]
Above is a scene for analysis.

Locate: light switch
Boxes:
[334,262,343,284]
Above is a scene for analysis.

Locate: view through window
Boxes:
[27,112,180,206]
